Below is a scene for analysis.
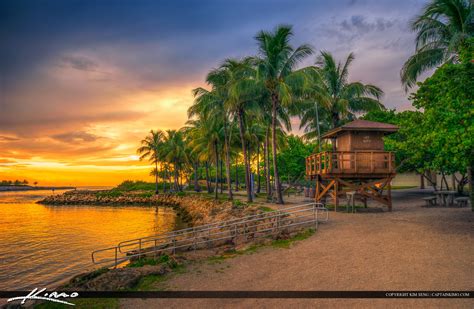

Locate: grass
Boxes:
[258,206,275,212]
[271,228,315,248]
[133,263,186,291]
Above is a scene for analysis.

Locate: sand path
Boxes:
[121,189,473,308]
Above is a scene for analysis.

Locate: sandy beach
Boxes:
[121,189,474,308]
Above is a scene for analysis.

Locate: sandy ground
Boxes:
[121,189,473,308]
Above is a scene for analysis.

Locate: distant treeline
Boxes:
[0,179,38,186]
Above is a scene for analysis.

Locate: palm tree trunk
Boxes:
[256,144,261,194]
[235,159,239,191]
[174,161,179,191]
[271,95,284,204]
[214,140,219,200]
[154,161,158,194]
[205,161,211,193]
[163,165,167,192]
[194,162,200,192]
[223,122,233,199]
[264,128,271,197]
[315,101,322,152]
[219,159,223,194]
[237,110,252,202]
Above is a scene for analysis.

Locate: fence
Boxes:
[91,202,328,268]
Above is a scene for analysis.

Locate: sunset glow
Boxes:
[0,0,426,186]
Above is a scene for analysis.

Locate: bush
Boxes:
[114,180,158,191]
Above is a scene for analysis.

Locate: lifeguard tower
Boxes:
[306,119,398,211]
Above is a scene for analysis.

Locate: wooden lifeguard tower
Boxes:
[306,119,398,211]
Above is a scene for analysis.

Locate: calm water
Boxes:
[0,189,184,290]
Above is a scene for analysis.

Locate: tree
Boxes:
[255,25,313,204]
[312,51,385,129]
[185,117,222,198]
[190,65,236,199]
[411,60,474,208]
[137,130,164,194]
[276,135,316,183]
[224,58,260,202]
[161,130,188,192]
[401,0,473,89]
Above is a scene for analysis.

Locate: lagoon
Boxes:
[0,189,184,290]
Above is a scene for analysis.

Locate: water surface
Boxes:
[0,189,183,290]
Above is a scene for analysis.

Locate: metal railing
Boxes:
[91,203,328,268]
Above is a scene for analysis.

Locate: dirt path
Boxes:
[121,189,474,308]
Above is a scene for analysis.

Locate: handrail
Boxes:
[91,203,328,267]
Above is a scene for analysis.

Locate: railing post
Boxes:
[114,247,118,269]
[138,239,142,260]
[314,204,318,229]
[193,227,196,251]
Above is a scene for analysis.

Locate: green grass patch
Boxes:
[134,274,168,291]
[127,254,180,269]
[272,228,315,249]
[95,190,122,198]
[258,206,274,212]
[133,263,186,291]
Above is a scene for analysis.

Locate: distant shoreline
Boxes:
[0,185,76,192]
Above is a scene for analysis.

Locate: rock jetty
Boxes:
[38,190,263,226]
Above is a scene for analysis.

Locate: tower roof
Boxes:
[321,119,399,139]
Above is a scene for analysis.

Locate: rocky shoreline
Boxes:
[38,190,263,226]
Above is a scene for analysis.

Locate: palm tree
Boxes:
[185,117,222,198]
[312,51,385,129]
[190,67,235,199]
[137,130,164,194]
[161,130,188,191]
[224,57,261,202]
[401,0,473,89]
[255,25,313,204]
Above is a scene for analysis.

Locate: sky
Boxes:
[0,0,428,186]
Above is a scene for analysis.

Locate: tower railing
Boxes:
[306,151,395,177]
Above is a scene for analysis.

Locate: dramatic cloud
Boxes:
[0,0,428,185]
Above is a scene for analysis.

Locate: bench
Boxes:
[422,196,437,207]
[454,197,469,208]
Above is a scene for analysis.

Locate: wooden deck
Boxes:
[306,151,395,179]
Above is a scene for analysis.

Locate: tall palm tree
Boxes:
[190,68,234,199]
[401,0,473,89]
[137,130,164,194]
[224,57,261,202]
[313,51,385,129]
[255,25,313,204]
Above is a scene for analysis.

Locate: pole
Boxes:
[315,101,322,152]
